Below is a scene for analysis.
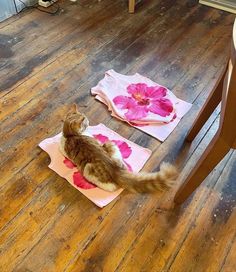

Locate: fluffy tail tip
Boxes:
[159,162,178,189]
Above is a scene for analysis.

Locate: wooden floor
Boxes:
[0,0,235,271]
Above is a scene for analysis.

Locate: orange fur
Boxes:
[61,104,178,193]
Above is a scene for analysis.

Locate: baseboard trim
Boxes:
[199,0,236,14]
[0,1,38,22]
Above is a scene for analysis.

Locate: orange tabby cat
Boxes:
[60,104,178,193]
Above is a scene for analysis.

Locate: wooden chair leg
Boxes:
[174,133,230,204]
[186,68,227,142]
[129,0,135,13]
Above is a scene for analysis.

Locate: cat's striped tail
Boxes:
[117,162,178,193]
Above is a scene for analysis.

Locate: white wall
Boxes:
[0,0,37,22]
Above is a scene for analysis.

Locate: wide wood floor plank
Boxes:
[0,0,124,95]
[220,233,236,272]
[167,152,236,272]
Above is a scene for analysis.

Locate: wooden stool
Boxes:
[174,19,236,204]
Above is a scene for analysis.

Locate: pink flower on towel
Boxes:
[93,134,109,144]
[93,134,132,160]
[93,134,133,171]
[73,172,97,189]
[113,83,173,121]
[63,158,76,169]
[63,158,97,190]
[112,140,131,159]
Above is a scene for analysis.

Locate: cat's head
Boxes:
[63,104,89,136]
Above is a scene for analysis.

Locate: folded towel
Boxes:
[91,70,192,141]
[39,124,152,208]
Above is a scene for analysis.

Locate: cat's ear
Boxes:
[71,103,78,113]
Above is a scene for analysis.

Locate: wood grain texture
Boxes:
[0,0,235,271]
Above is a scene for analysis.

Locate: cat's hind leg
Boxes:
[102,141,124,168]
[83,163,119,192]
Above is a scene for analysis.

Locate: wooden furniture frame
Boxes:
[129,0,136,13]
[174,19,236,204]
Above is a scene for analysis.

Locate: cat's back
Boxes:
[65,134,106,160]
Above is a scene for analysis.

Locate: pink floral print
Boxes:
[113,83,173,121]
[63,158,76,169]
[73,172,96,189]
[63,158,97,189]
[93,134,132,159]
[63,134,133,190]
[93,134,133,171]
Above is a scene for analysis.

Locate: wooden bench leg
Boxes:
[129,0,135,13]
[174,134,230,204]
[186,67,227,142]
